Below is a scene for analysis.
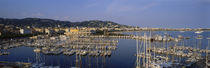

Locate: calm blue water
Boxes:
[0,31,209,68]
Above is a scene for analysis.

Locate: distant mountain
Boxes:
[0,18,131,28]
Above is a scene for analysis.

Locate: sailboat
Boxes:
[195,31,204,34]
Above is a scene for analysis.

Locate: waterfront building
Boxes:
[34,28,44,33]
[65,28,70,32]
[54,28,60,32]
[44,29,55,34]
[64,28,70,35]
[70,28,79,33]
[64,28,79,35]
[20,28,32,34]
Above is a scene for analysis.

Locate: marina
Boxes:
[0,0,210,67]
[135,31,210,68]
[0,31,209,68]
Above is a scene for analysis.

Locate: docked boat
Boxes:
[80,50,88,56]
[34,48,41,53]
[63,50,75,56]
[195,31,204,34]
[0,52,10,55]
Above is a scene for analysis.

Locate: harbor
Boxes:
[1,0,210,67]
[135,31,210,68]
[0,31,209,68]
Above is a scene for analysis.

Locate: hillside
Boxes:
[0,18,130,28]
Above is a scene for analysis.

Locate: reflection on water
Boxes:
[0,31,209,68]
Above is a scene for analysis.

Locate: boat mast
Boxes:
[145,32,148,68]
[148,31,151,67]
[206,38,210,68]
[136,32,140,68]
[143,33,146,67]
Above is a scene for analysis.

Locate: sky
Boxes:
[0,0,209,28]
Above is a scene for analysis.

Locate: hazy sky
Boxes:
[0,0,209,28]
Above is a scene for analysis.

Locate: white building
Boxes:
[20,28,32,34]
[45,29,55,34]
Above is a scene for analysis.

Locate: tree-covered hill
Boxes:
[0,18,131,28]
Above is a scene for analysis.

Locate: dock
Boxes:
[0,61,31,68]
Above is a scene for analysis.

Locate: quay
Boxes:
[0,61,31,68]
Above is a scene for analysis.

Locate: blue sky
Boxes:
[0,0,209,28]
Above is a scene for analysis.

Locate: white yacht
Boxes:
[195,31,204,34]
